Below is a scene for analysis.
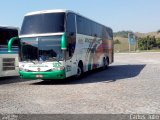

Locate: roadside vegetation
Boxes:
[113,30,160,52]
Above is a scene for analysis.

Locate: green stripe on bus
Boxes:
[19,70,66,80]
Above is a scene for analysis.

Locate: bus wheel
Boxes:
[103,57,108,69]
[76,64,83,78]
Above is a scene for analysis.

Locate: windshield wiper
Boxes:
[28,60,39,64]
[51,57,61,64]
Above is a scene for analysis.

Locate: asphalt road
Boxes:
[0,52,160,114]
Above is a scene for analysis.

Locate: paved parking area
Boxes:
[0,52,160,114]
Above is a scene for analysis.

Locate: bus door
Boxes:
[65,13,77,77]
[65,33,77,77]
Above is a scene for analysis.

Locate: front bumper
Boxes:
[19,70,66,80]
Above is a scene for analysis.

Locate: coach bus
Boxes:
[0,26,19,77]
[8,9,113,80]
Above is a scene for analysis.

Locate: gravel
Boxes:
[0,52,160,114]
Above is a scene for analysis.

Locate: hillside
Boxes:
[113,31,160,52]
[113,31,132,38]
[135,32,160,38]
[114,31,160,38]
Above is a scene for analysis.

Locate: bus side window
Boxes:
[68,33,75,57]
[66,13,76,59]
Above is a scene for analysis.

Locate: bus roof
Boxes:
[0,26,19,30]
[25,9,69,16]
[25,9,112,31]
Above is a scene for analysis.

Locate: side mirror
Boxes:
[61,33,67,50]
[8,37,19,52]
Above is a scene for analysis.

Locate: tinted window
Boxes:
[85,19,92,36]
[20,36,63,61]
[21,37,38,61]
[77,15,103,37]
[20,13,65,35]
[66,13,76,59]
[0,28,18,46]
[91,22,97,37]
[76,15,112,39]
[107,28,113,39]
[39,36,63,61]
[66,13,76,34]
[77,15,90,36]
[77,15,83,34]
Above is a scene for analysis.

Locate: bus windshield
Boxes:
[20,36,63,62]
[0,27,18,54]
[0,28,18,46]
[20,13,65,35]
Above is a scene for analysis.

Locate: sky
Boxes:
[1,0,160,33]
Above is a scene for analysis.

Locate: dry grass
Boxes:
[114,37,131,52]
[113,32,160,53]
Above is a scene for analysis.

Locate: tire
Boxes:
[103,57,109,69]
[76,64,83,78]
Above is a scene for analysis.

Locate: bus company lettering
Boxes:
[78,38,83,44]
[78,38,101,44]
[85,38,101,44]
[29,65,48,67]
[66,65,71,72]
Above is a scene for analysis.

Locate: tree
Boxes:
[114,39,121,44]
[113,31,133,38]
[138,36,156,50]
[156,38,160,48]
[138,37,147,50]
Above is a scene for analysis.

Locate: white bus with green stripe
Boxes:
[8,9,113,80]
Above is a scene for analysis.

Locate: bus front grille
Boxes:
[2,58,15,71]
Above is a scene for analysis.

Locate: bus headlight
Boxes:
[19,67,25,71]
[51,66,65,71]
[19,67,29,72]
[58,66,65,70]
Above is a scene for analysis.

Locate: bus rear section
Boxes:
[0,54,19,77]
[0,27,19,77]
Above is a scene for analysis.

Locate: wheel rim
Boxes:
[103,59,106,68]
[77,66,82,76]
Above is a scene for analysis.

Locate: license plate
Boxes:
[36,75,43,78]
